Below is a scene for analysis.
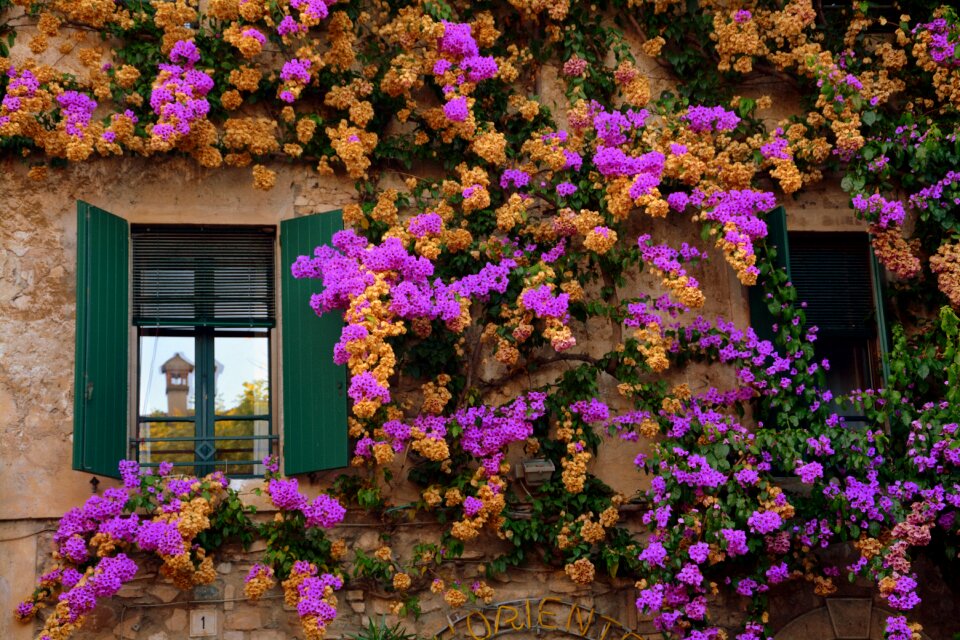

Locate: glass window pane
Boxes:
[139,335,196,417]
[214,419,269,475]
[817,337,874,398]
[214,334,269,416]
[139,421,196,467]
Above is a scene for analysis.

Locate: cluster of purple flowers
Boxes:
[56,91,97,138]
[454,392,546,475]
[624,294,687,329]
[434,22,498,122]
[296,573,342,620]
[279,58,312,101]
[0,67,40,129]
[55,487,129,545]
[242,28,266,44]
[268,477,309,511]
[463,496,484,517]
[444,95,469,122]
[89,554,137,597]
[760,130,790,160]
[277,15,306,36]
[348,370,392,404]
[746,510,782,535]
[407,212,443,237]
[267,473,346,529]
[570,398,610,423]
[289,0,334,22]
[150,40,213,142]
[638,540,667,567]
[135,519,184,555]
[3,67,38,108]
[851,192,906,228]
[61,535,89,563]
[520,284,569,319]
[885,615,914,640]
[500,168,530,189]
[914,16,960,67]
[592,146,663,179]
[908,170,960,212]
[304,493,347,528]
[592,106,648,145]
[795,460,823,484]
[245,563,273,584]
[637,233,704,279]
[682,105,740,133]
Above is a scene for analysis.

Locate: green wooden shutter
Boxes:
[73,201,129,478]
[869,250,891,382]
[280,211,348,474]
[748,206,791,343]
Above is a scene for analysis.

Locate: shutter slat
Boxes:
[131,226,276,326]
[281,212,348,474]
[73,202,129,478]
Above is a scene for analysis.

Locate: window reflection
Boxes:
[139,335,195,417]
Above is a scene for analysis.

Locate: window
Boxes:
[788,232,884,399]
[72,201,349,478]
[132,225,276,477]
[748,207,890,421]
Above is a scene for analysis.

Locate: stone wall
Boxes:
[13,514,960,639]
[22,514,649,640]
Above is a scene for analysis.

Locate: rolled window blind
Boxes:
[788,233,875,337]
[132,225,276,327]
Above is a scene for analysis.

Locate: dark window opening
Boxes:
[789,232,883,422]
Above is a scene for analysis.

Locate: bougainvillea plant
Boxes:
[7,1,960,639]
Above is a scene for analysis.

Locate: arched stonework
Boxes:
[773,599,931,640]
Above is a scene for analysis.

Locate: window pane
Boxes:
[138,421,196,466]
[214,334,269,416]
[817,338,875,399]
[139,335,196,417]
[214,419,269,475]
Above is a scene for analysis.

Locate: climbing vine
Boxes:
[7,1,960,640]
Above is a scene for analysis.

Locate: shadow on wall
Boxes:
[773,600,931,640]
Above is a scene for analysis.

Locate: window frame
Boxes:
[129,223,279,478]
[73,201,349,479]
[747,209,891,426]
[133,325,276,478]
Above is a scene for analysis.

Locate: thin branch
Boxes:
[459,324,486,406]
[601,268,623,347]
[477,351,609,393]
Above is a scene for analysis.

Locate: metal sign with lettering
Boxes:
[433,598,642,640]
